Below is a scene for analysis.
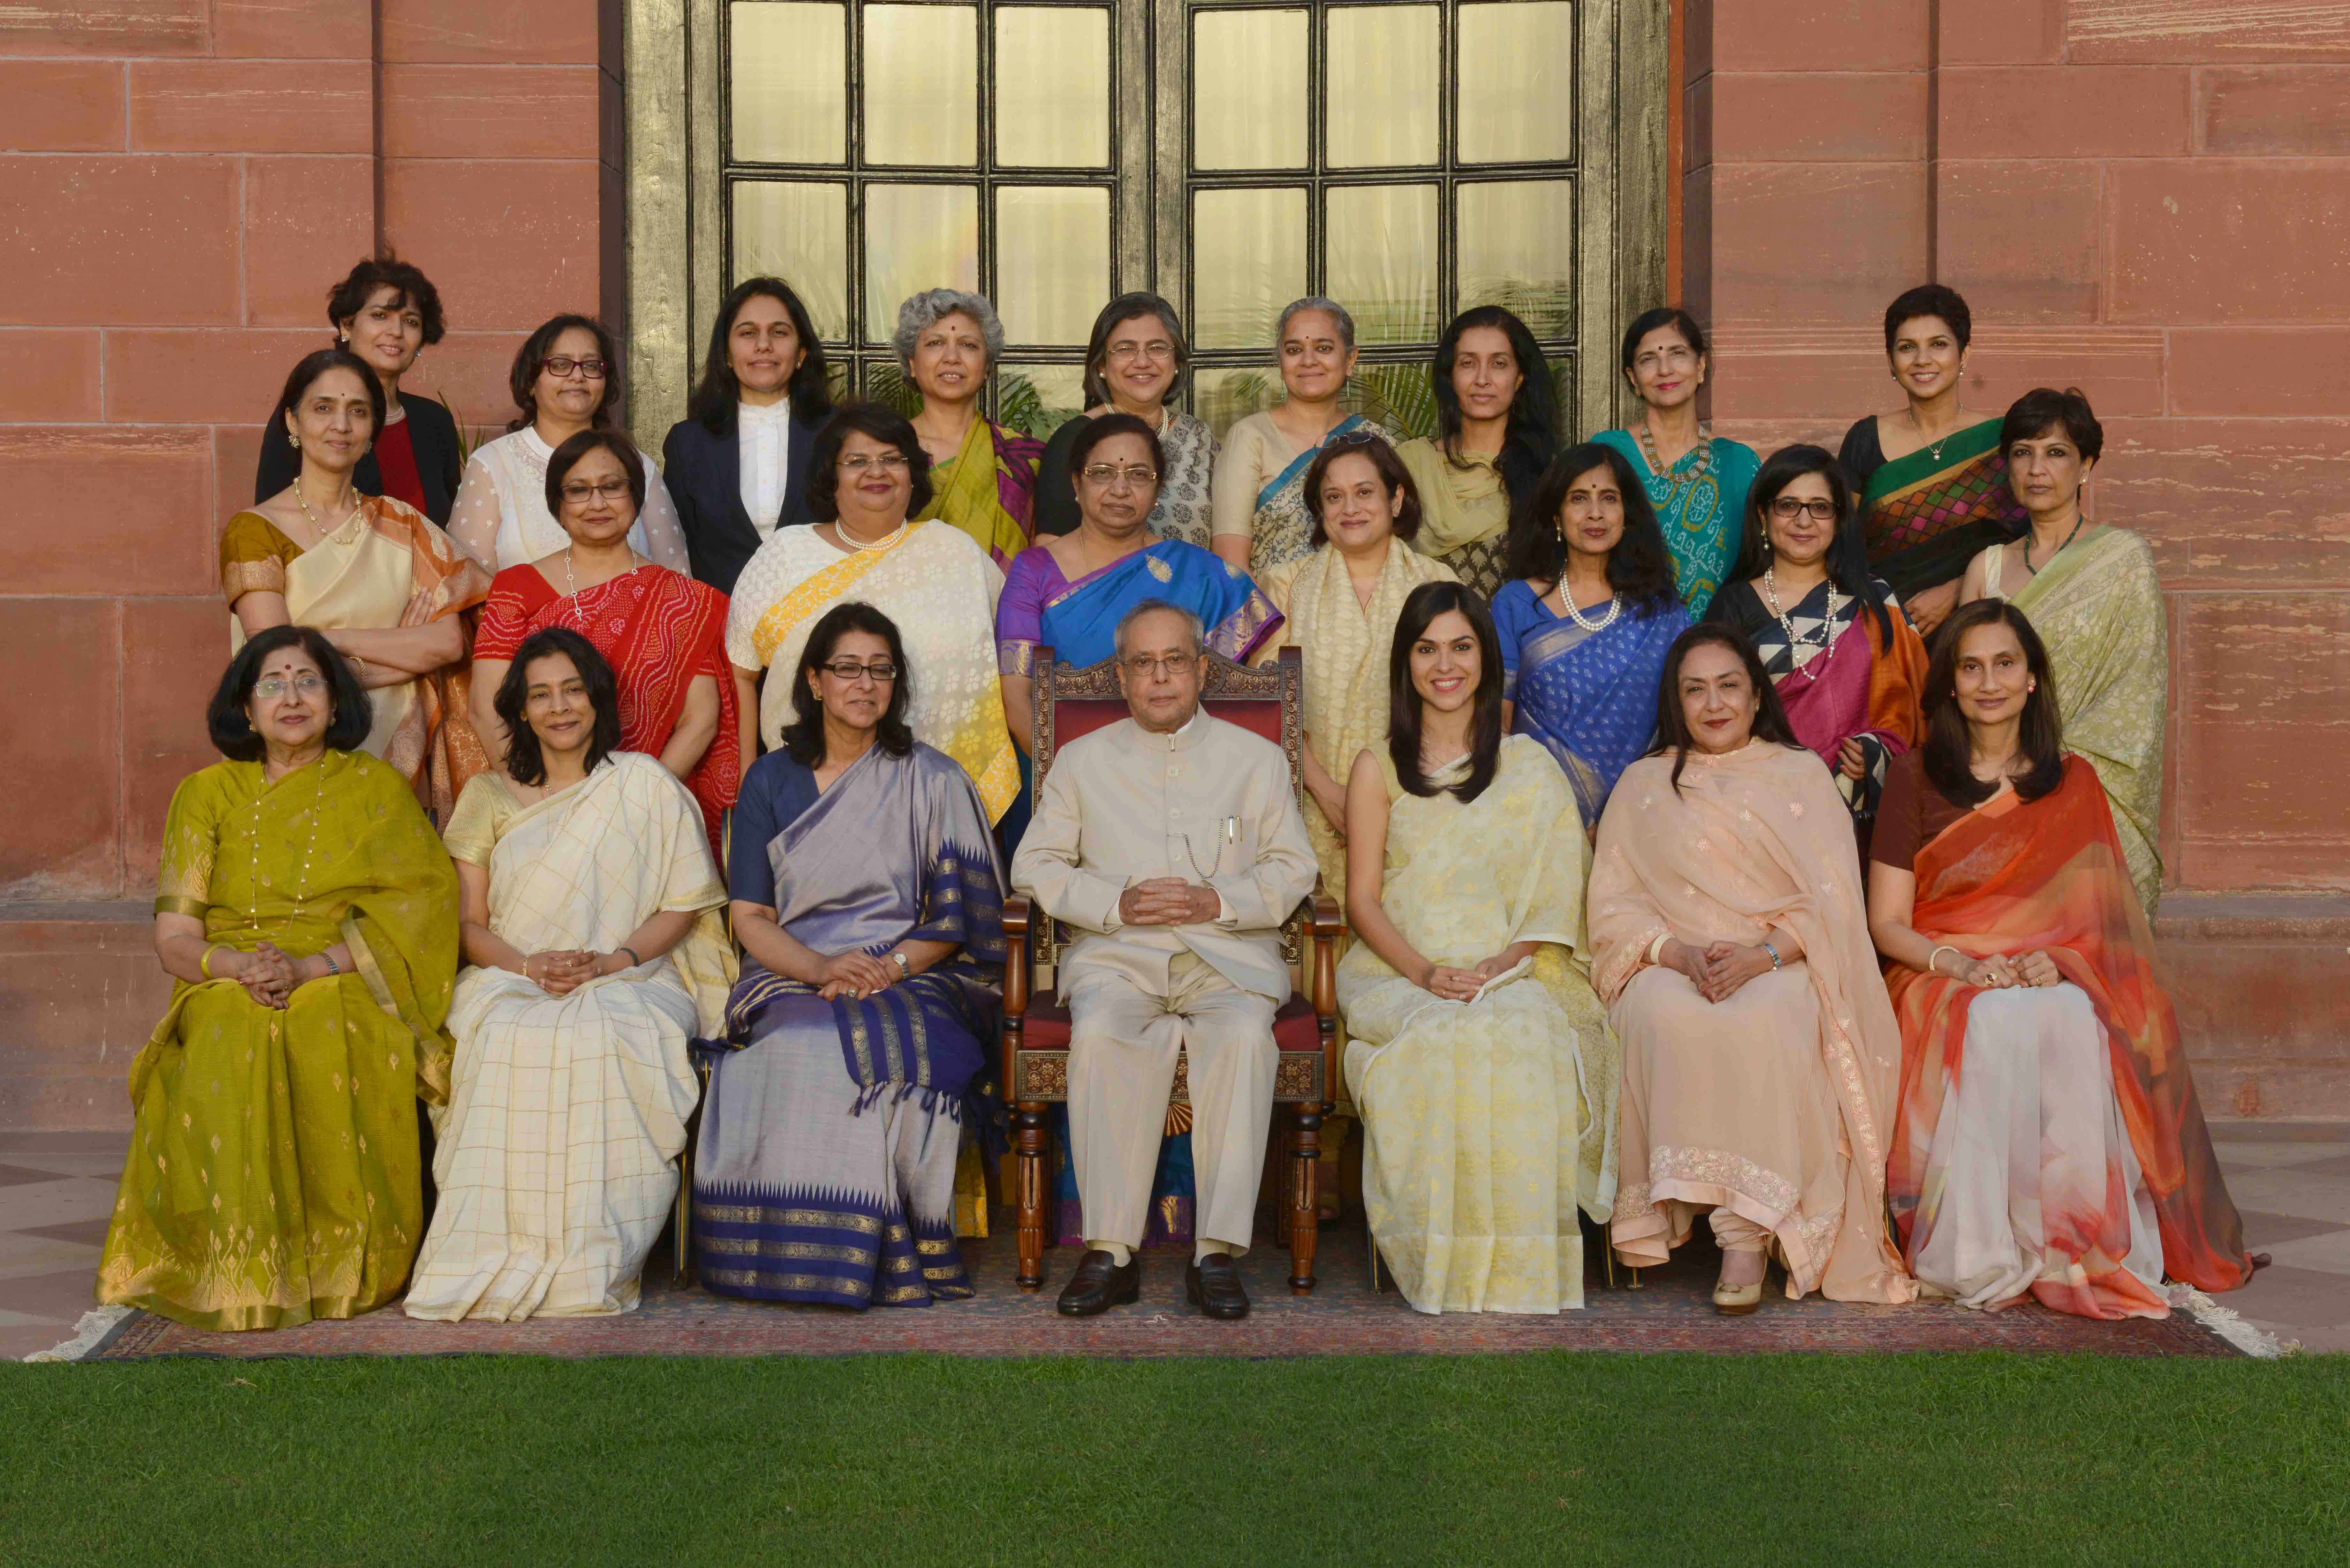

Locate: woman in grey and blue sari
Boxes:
[693,601,1007,1308]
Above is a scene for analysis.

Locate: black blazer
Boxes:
[253,391,463,525]
[663,410,825,596]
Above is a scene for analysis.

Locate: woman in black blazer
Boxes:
[662,276,836,595]
[252,256,463,524]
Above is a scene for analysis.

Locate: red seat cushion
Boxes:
[1018,988,1323,1052]
[1052,694,1285,749]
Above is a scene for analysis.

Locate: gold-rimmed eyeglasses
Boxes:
[1080,464,1158,488]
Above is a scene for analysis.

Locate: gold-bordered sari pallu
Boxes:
[98,750,460,1331]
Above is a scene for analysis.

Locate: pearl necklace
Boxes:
[835,519,909,554]
[293,480,362,543]
[249,758,330,925]
[1762,566,1844,683]
[1553,580,1621,632]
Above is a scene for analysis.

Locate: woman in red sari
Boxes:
[1865,599,2256,1318]
[470,429,740,854]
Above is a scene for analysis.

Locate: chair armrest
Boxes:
[1307,885,1341,1021]
[1001,895,1032,1019]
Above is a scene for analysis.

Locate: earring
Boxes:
[288,433,300,449]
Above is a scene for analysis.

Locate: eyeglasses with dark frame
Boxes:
[820,659,899,683]
[542,356,609,380]
[559,478,633,504]
[1767,496,1838,523]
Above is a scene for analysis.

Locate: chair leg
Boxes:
[673,1139,694,1288]
[1287,1105,1321,1293]
[1013,1101,1049,1290]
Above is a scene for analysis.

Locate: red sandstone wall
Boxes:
[0,1,615,1125]
[0,0,616,906]
[1684,0,2350,894]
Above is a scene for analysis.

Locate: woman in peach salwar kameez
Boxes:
[1867,600,2255,1318]
[1588,623,1913,1313]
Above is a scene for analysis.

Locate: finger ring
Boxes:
[849,988,861,999]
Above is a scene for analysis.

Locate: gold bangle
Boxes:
[1928,944,1962,978]
[199,944,226,979]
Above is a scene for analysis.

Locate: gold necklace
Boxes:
[248,758,330,927]
[293,479,361,542]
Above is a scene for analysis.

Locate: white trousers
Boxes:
[1066,952,1278,1260]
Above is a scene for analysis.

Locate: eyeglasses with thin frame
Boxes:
[1079,464,1158,488]
[1119,653,1197,679]
[560,478,633,504]
[254,673,328,701]
[1768,497,1838,523]
[1105,340,1176,364]
[838,452,910,474]
[542,356,609,380]
[820,659,899,683]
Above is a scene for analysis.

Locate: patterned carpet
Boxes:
[90,1219,2239,1361]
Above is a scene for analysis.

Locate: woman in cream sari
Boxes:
[725,403,1019,823]
[898,289,1043,567]
[1340,584,1615,1314]
[1395,306,1558,599]
[406,629,733,1321]
[1211,298,1384,576]
[101,628,459,1330]
[1589,624,1913,1312]
[224,348,491,818]
[1960,388,2164,914]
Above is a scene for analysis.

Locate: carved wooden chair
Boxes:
[999,645,1340,1294]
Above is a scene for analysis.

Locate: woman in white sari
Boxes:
[223,347,490,819]
[445,314,690,575]
[1339,583,1616,1314]
[405,628,733,1320]
[725,402,1019,822]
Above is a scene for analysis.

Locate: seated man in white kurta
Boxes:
[1011,600,1317,1320]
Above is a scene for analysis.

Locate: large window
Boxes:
[628,0,1660,444]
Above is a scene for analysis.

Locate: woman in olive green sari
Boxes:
[98,626,461,1331]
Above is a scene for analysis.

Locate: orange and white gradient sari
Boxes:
[1884,756,2253,1316]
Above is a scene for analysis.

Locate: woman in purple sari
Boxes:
[1492,441,1689,824]
[693,602,1007,1308]
[1707,444,1929,837]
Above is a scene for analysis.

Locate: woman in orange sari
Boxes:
[1867,599,2256,1317]
[469,428,739,856]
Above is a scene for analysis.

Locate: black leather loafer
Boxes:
[1185,1251,1250,1320]
[1056,1248,1141,1317]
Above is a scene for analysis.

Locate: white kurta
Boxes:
[446,426,692,574]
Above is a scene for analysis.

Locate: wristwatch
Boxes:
[890,951,911,979]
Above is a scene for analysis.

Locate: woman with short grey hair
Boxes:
[1210,296,1386,576]
[895,287,1041,566]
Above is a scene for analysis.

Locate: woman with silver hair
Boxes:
[1209,296,1385,576]
[896,287,1043,567]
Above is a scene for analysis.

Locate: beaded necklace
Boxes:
[248,756,330,928]
[1761,567,1845,685]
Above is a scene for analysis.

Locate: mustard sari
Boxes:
[97,750,461,1331]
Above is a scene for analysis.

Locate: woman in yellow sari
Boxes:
[223,348,492,819]
[724,402,1020,823]
[1340,584,1616,1314]
[406,629,733,1321]
[1959,388,2165,914]
[98,627,460,1331]
[898,288,1043,567]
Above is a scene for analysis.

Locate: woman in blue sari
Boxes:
[693,602,1007,1308]
[995,412,1282,1247]
[1209,298,1386,576]
[1493,441,1690,824]
[1591,307,1758,616]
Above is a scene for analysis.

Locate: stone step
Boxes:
[4,894,2347,1129]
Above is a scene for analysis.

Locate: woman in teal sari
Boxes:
[1591,307,1757,617]
[996,412,1282,1247]
[1209,298,1384,577]
[1837,285,2026,636]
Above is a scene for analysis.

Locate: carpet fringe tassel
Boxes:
[2167,1283,2289,1359]
[22,1305,131,1364]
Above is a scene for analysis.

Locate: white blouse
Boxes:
[737,400,792,534]
[446,426,691,574]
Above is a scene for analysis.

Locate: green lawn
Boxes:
[4,1353,2344,1565]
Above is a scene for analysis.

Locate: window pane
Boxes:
[1192,366,1285,441]
[998,364,1088,438]
[1457,179,1575,335]
[1326,6,1437,169]
[865,4,978,166]
[864,183,980,342]
[732,180,848,340]
[1191,186,1307,349]
[1192,10,1308,170]
[996,185,1111,347]
[1326,184,1437,344]
[1459,2,1576,163]
[996,8,1111,168]
[732,3,846,163]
